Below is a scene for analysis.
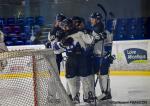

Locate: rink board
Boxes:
[0,42,150,106]
[110,40,150,71]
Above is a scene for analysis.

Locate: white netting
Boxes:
[0,49,74,106]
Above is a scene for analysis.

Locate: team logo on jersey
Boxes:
[124,48,147,64]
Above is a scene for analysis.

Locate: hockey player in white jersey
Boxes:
[90,12,114,101]
[0,31,8,70]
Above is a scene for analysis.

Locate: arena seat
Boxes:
[33,25,41,34]
[15,40,25,45]
[13,25,21,34]
[5,41,14,46]
[0,17,6,26]
[2,26,11,34]
[35,16,45,26]
[25,17,34,26]
[24,25,31,34]
[106,19,113,32]
[16,17,25,26]
[126,18,137,40]
[25,40,32,45]
[7,17,15,25]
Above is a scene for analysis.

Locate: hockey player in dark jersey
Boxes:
[60,18,98,104]
[71,16,97,103]
[90,12,113,101]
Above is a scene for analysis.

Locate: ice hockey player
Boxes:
[60,18,100,104]
[90,12,113,101]
[71,16,97,103]
[0,31,8,70]
[47,13,66,73]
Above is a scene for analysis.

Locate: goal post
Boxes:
[0,49,74,106]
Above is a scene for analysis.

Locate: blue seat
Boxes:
[16,17,25,26]
[106,19,113,32]
[25,40,32,45]
[25,17,34,26]
[33,25,41,34]
[116,18,127,28]
[0,18,6,26]
[24,25,31,34]
[114,33,125,41]
[13,25,21,34]
[137,17,145,26]
[35,16,45,26]
[7,17,15,25]
[20,32,31,40]
[127,18,137,25]
[5,41,14,46]
[15,41,24,45]
[11,36,18,41]
[114,19,127,40]
[2,26,11,34]
[114,29,126,41]
[126,26,136,40]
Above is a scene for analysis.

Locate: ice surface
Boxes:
[0,76,150,106]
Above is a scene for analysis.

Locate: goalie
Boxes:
[0,31,8,70]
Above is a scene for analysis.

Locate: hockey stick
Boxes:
[94,6,116,88]
[97,3,107,28]
[94,3,108,88]
[92,4,108,106]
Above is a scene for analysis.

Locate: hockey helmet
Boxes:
[90,12,103,20]
[72,16,85,24]
[56,13,66,22]
[60,18,73,29]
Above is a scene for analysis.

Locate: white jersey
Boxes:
[69,31,94,51]
[92,30,113,56]
[51,39,65,54]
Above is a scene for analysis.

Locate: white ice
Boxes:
[0,76,150,106]
[61,76,150,106]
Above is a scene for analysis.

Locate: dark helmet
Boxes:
[56,13,66,22]
[60,18,73,29]
[90,12,103,20]
[72,16,85,24]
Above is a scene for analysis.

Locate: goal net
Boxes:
[0,49,74,106]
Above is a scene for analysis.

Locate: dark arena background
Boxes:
[0,0,150,45]
[0,0,150,106]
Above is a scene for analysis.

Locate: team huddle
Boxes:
[46,12,115,104]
